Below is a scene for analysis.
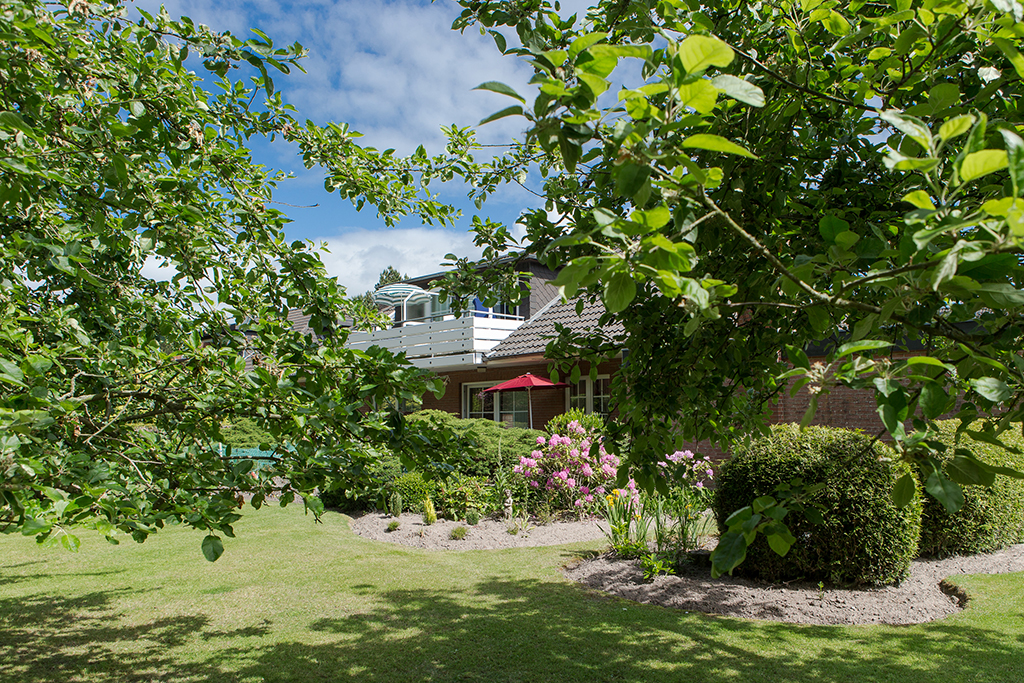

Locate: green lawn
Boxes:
[2,506,1023,683]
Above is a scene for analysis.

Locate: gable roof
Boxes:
[486,296,624,360]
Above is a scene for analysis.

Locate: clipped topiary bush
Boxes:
[390,471,436,512]
[916,420,1024,557]
[713,424,922,586]
[406,410,545,478]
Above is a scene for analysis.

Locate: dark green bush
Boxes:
[545,408,605,437]
[916,420,1024,557]
[390,471,436,512]
[219,417,276,448]
[406,410,545,478]
[319,452,403,512]
[713,425,922,586]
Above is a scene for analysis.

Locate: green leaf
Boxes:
[202,535,225,562]
[993,38,1024,79]
[766,531,794,556]
[603,271,637,313]
[614,162,651,198]
[970,377,1011,403]
[880,110,933,151]
[919,383,950,419]
[710,530,748,577]
[939,114,975,141]
[787,345,810,370]
[60,533,81,552]
[947,455,997,487]
[835,339,891,357]
[0,111,34,134]
[902,190,935,210]
[821,10,851,35]
[818,214,849,243]
[1001,129,1024,197]
[678,35,733,74]
[681,134,757,159]
[710,74,765,107]
[478,105,523,125]
[960,150,1008,182]
[568,32,607,61]
[892,473,916,508]
[675,79,719,114]
[129,100,146,118]
[473,81,525,103]
[925,470,965,513]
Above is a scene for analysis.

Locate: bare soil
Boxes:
[348,511,607,551]
[350,512,1024,625]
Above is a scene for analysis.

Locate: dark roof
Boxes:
[286,309,317,337]
[486,296,624,360]
[286,309,354,338]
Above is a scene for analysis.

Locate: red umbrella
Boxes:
[482,373,569,430]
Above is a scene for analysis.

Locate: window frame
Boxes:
[565,374,612,417]
[461,381,530,428]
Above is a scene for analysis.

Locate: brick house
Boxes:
[343,259,928,445]
[344,260,624,431]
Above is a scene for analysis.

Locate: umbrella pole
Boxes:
[528,387,533,430]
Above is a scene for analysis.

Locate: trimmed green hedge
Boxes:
[713,425,922,586]
[406,410,545,478]
[916,420,1024,557]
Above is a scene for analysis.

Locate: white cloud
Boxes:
[316,225,483,293]
[133,0,534,154]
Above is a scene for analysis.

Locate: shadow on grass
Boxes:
[3,576,1023,683]
[0,589,226,683]
[285,578,1024,683]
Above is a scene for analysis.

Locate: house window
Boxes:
[566,375,611,418]
[462,382,530,428]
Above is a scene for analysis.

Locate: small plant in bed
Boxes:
[422,497,438,526]
[386,520,400,533]
[465,509,480,525]
[450,526,468,541]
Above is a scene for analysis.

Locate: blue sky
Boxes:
[131,0,586,293]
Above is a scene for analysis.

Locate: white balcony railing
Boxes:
[346,312,523,370]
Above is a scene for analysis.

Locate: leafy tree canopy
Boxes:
[0,0,472,558]
[442,0,1024,570]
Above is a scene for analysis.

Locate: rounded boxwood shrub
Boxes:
[916,420,1024,557]
[390,471,436,512]
[713,424,922,586]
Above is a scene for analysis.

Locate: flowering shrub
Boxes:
[653,450,715,556]
[512,420,619,514]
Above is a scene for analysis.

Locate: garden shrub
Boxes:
[513,419,618,514]
[218,417,276,448]
[916,420,1024,557]
[713,424,922,586]
[406,410,545,478]
[319,451,403,512]
[390,471,436,512]
[545,408,605,438]
[388,492,403,518]
[433,473,489,521]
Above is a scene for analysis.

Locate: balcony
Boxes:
[346,312,524,371]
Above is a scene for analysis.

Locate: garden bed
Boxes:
[349,512,606,550]
[565,543,1024,626]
